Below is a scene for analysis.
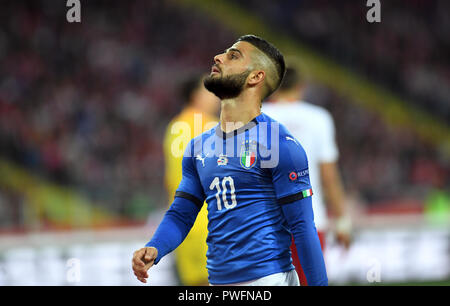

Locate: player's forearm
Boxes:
[320,162,346,217]
[292,224,328,285]
[281,197,328,286]
[145,196,201,264]
[326,182,345,217]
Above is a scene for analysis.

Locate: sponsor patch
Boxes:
[287,169,309,181]
[288,171,298,181]
[217,154,228,166]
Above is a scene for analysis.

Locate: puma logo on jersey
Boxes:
[196,153,208,167]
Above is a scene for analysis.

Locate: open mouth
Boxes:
[211,66,221,74]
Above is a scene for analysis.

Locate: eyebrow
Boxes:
[224,47,243,57]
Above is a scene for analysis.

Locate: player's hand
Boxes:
[335,231,351,249]
[132,247,158,283]
[335,216,352,249]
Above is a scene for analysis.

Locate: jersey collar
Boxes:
[215,114,262,139]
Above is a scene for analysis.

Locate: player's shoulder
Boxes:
[167,107,191,125]
[164,109,190,141]
[259,113,303,149]
[263,100,333,121]
[185,123,217,155]
[299,101,334,122]
[259,112,295,136]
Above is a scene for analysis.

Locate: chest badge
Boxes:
[217,154,228,166]
[240,140,257,169]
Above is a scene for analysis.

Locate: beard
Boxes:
[203,69,251,99]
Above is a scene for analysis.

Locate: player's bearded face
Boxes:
[203,69,251,99]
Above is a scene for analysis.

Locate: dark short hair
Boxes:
[180,74,203,104]
[235,35,286,97]
[278,67,303,91]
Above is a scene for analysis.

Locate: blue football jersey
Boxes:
[175,112,313,284]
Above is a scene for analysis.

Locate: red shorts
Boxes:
[290,231,326,286]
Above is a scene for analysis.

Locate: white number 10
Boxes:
[209,176,237,211]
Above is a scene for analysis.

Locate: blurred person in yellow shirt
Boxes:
[163,74,219,285]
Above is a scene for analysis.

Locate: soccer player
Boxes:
[163,74,219,285]
[132,35,328,286]
[262,67,352,285]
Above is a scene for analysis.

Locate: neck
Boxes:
[219,93,261,133]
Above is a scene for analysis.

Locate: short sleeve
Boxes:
[175,140,206,208]
[317,111,339,163]
[271,136,313,205]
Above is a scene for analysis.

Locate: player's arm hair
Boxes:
[145,195,202,264]
[280,196,328,286]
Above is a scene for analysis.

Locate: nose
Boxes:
[213,53,224,65]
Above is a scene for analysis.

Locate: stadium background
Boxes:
[0,0,448,285]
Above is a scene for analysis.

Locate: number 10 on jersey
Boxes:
[209,176,237,211]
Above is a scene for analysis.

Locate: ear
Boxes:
[247,70,265,87]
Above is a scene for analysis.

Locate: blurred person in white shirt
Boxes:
[262,67,352,286]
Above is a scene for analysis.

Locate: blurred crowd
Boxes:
[304,83,447,204]
[233,0,450,122]
[0,0,235,226]
[0,0,447,229]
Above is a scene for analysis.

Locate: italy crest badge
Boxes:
[240,140,257,169]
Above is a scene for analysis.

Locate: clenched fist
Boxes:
[132,247,158,283]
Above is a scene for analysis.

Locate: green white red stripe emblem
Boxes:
[241,151,256,168]
[302,188,313,198]
[240,140,257,169]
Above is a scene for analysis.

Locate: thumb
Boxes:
[144,247,156,262]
